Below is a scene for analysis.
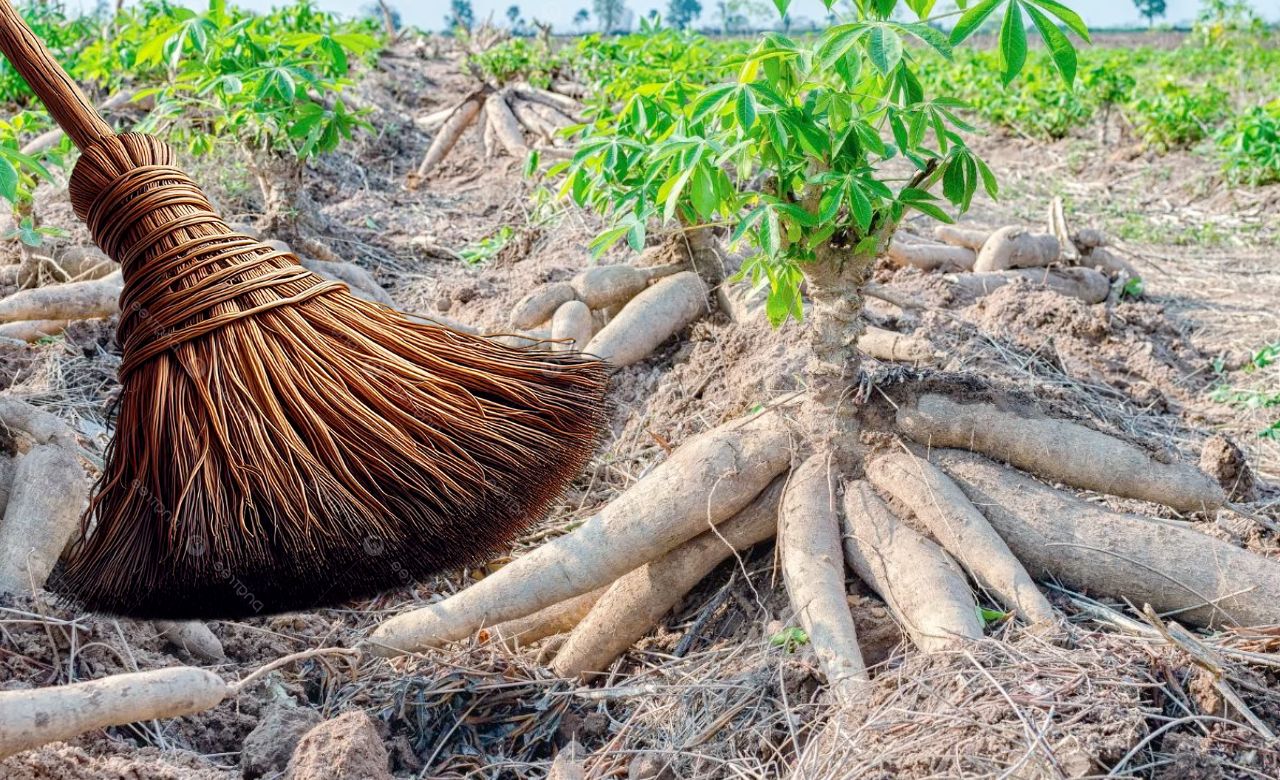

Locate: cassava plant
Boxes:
[369,0,1280,724]
[136,0,378,237]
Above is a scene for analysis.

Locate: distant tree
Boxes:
[667,0,702,29]
[716,0,767,33]
[593,0,627,32]
[364,1,401,37]
[573,8,590,31]
[444,0,474,33]
[1133,0,1167,26]
[507,5,520,25]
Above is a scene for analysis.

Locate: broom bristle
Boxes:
[49,133,609,619]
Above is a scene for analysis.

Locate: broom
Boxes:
[0,2,609,619]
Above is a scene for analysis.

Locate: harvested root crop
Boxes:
[887,237,975,272]
[1084,245,1139,287]
[485,92,529,158]
[0,271,122,323]
[780,456,867,703]
[585,271,707,367]
[552,478,783,679]
[298,258,395,307]
[550,300,592,352]
[857,325,938,364]
[944,267,1110,304]
[512,84,582,118]
[840,481,982,652]
[0,666,229,759]
[409,93,484,184]
[972,226,1061,272]
[864,450,1055,625]
[0,442,86,594]
[0,319,68,342]
[510,281,576,329]
[935,449,1280,628]
[155,620,227,664]
[365,411,791,655]
[932,224,991,250]
[570,262,683,310]
[0,399,86,595]
[479,588,605,650]
[896,394,1226,514]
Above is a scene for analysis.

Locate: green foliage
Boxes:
[553,1,1085,325]
[1218,101,1280,186]
[0,111,58,208]
[468,37,567,88]
[135,1,379,162]
[1129,79,1227,152]
[769,626,809,651]
[1193,0,1262,47]
[1210,341,1280,440]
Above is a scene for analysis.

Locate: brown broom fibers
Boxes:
[47,132,608,618]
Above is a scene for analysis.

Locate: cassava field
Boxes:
[1,1,1279,778]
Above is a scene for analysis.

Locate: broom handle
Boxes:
[0,0,114,151]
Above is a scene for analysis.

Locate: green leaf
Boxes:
[735,88,758,131]
[817,24,867,68]
[998,1,1027,85]
[1024,4,1077,84]
[950,0,1004,45]
[690,165,719,219]
[588,225,630,259]
[760,208,782,257]
[769,626,809,650]
[771,0,792,15]
[977,607,1009,625]
[690,84,735,123]
[974,155,999,198]
[0,157,17,202]
[905,0,938,19]
[848,182,873,233]
[1027,0,1090,41]
[660,163,698,224]
[867,26,904,76]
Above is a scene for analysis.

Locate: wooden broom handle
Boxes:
[0,0,113,151]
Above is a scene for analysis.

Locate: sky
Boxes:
[137,0,1278,33]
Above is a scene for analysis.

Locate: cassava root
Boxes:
[365,410,791,655]
[0,271,122,323]
[897,394,1226,514]
[585,271,707,367]
[934,449,1280,628]
[840,482,982,652]
[780,456,867,702]
[552,478,784,679]
[944,267,1110,304]
[0,667,229,759]
[973,226,1061,272]
[864,450,1056,625]
[887,237,976,272]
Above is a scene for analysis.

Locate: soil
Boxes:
[0,34,1278,779]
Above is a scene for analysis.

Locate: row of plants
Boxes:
[0,0,384,241]
[470,21,1280,187]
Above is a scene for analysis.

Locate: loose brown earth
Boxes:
[0,37,1278,779]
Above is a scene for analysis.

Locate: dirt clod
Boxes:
[284,711,391,780]
[240,704,322,779]
[1200,434,1258,502]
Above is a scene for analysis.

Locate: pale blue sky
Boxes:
[117,0,1279,33]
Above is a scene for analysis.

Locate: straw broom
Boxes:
[0,1,608,618]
